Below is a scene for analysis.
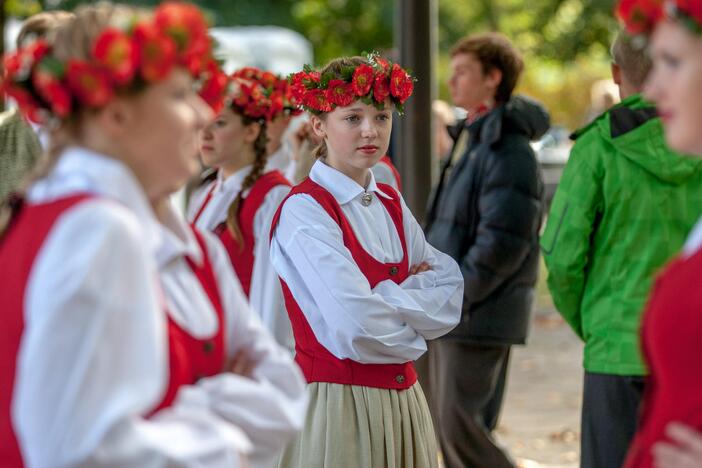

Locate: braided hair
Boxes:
[224,113,269,250]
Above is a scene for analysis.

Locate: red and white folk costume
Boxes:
[189,168,294,352]
[0,148,307,467]
[269,161,463,467]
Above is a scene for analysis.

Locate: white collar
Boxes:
[216,164,253,196]
[30,146,163,255]
[155,199,203,268]
[309,160,392,205]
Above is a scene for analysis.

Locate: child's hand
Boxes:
[226,350,257,378]
[652,422,702,468]
[409,262,432,276]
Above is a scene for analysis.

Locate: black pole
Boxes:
[394,0,436,222]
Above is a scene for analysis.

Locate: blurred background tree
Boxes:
[4,0,619,129]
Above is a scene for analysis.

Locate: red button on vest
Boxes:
[150,227,227,413]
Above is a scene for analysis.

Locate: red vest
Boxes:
[193,170,291,297]
[151,227,227,413]
[270,178,417,390]
[0,194,93,468]
[379,155,402,193]
[625,249,702,468]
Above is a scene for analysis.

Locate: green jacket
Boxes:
[0,108,42,200]
[541,94,702,376]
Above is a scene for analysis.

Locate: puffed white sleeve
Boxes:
[269,194,428,364]
[371,196,463,339]
[249,185,295,352]
[195,230,308,468]
[15,200,249,468]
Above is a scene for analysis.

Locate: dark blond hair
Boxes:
[224,111,269,249]
[0,3,145,237]
[16,10,74,49]
[611,31,652,89]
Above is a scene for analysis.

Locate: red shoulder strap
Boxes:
[239,170,291,231]
[380,155,402,192]
[185,228,224,326]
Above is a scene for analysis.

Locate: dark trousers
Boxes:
[580,372,645,468]
[430,340,514,468]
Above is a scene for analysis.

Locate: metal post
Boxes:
[394,0,436,222]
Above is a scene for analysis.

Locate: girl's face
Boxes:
[312,100,393,184]
[121,68,211,200]
[199,107,260,169]
[645,20,702,155]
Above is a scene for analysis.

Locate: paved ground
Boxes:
[495,276,584,468]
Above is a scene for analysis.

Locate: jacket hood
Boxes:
[448,95,550,144]
[501,95,551,141]
[576,94,702,184]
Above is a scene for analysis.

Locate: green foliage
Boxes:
[6,0,42,18]
[30,0,620,127]
[291,0,394,65]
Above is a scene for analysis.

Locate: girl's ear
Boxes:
[95,95,136,139]
[310,114,326,140]
[243,121,262,144]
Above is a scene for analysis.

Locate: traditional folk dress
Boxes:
[0,147,305,468]
[189,166,295,352]
[270,160,464,468]
[624,221,702,468]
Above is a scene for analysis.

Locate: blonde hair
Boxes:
[16,10,74,49]
[224,113,269,249]
[0,3,146,237]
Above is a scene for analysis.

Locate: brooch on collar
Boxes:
[361,192,373,206]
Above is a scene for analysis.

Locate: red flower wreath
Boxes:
[231,67,302,119]
[0,1,222,123]
[616,0,702,35]
[288,52,416,115]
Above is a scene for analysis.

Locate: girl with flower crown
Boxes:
[188,68,297,353]
[269,55,464,468]
[615,1,702,467]
[0,3,305,467]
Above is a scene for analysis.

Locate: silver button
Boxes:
[395,374,405,384]
[361,192,373,206]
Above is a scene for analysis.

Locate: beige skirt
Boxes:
[278,382,439,468]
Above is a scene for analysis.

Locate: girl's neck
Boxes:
[324,158,370,188]
[219,148,256,180]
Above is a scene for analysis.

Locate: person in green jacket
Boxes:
[541,31,702,468]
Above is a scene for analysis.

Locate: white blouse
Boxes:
[265,142,298,183]
[188,166,295,352]
[370,161,400,191]
[14,147,306,468]
[159,202,307,468]
[270,160,464,365]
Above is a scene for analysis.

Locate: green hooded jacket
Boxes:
[541,93,702,375]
